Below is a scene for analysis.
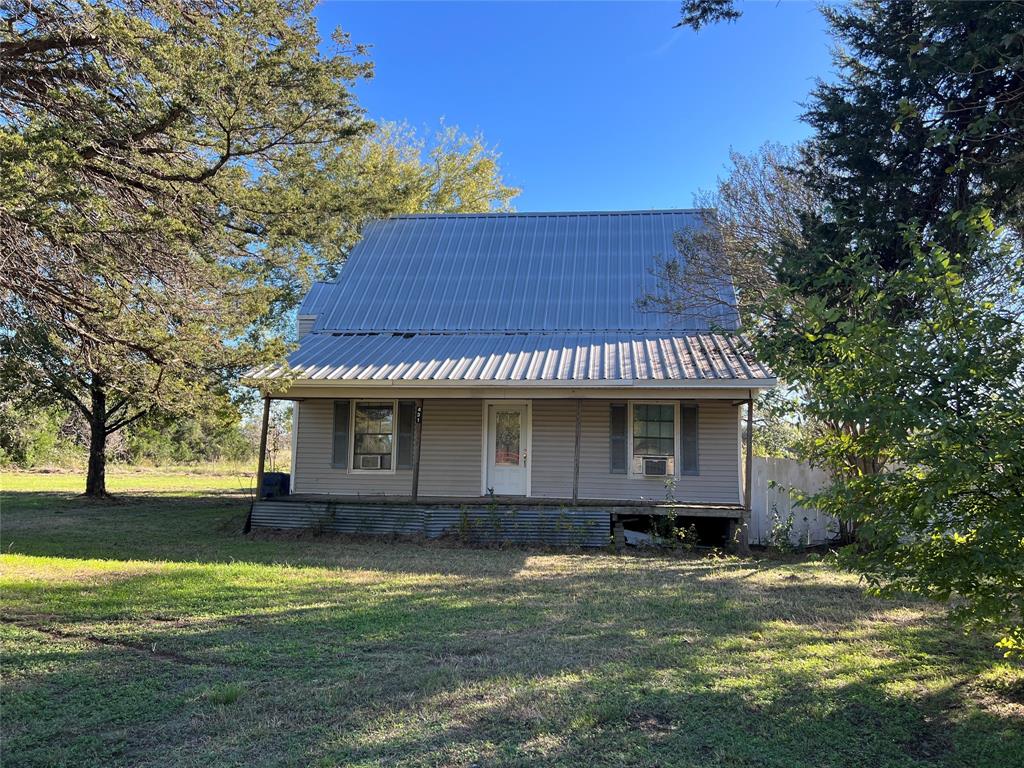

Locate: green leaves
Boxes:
[0,0,518,493]
[734,0,1024,654]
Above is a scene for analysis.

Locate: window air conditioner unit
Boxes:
[642,457,668,476]
[359,455,382,470]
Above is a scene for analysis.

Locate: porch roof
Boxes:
[246,330,774,384]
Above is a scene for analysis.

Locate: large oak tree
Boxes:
[0,0,518,495]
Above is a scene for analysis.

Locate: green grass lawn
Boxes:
[2,470,1022,768]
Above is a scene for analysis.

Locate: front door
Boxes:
[486,404,528,496]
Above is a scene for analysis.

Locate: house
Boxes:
[245,210,776,548]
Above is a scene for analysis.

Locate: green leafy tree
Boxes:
[770,2,1024,653]
[0,0,518,496]
[799,217,1024,655]
[661,1,1024,652]
[1,0,370,496]
[0,400,73,467]
[336,122,519,218]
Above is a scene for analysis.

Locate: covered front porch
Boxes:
[248,385,757,549]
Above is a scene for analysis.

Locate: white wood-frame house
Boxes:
[245,210,775,548]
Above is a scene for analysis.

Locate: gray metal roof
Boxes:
[262,211,774,387]
[249,331,773,383]
[303,210,737,332]
[296,281,334,317]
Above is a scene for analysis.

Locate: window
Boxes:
[493,409,522,466]
[632,403,675,458]
[352,402,395,471]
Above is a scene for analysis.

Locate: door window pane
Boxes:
[494,410,521,466]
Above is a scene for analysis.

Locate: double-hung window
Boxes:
[609,401,699,476]
[352,401,395,471]
[631,403,675,475]
[632,404,675,458]
[333,399,417,472]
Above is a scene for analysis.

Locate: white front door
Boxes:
[486,404,528,496]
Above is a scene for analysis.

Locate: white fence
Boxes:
[749,457,838,546]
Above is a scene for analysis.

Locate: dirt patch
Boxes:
[627,711,677,738]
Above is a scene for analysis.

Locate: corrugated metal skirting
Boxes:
[251,501,610,548]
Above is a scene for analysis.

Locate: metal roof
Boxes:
[260,211,774,387]
[297,281,334,317]
[306,210,738,333]
[248,331,773,383]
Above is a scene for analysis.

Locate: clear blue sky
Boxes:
[316,1,835,211]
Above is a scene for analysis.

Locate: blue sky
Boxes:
[317,1,835,211]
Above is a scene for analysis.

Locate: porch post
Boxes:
[411,399,424,503]
[740,395,754,555]
[256,395,271,497]
[572,399,582,504]
[245,395,271,534]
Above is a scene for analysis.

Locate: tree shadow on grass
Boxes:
[4,491,1022,765]
[4,552,1022,767]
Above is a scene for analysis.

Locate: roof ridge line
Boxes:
[309,329,741,336]
[385,208,710,220]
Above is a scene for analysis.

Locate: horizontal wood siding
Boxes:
[531,399,575,498]
[292,397,739,503]
[577,400,741,503]
[293,399,413,495]
[418,399,483,498]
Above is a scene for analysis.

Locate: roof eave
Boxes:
[242,375,778,390]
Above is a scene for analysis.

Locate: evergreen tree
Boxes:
[0,0,518,495]
[665,1,1024,652]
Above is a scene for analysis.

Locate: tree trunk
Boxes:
[84,381,108,498]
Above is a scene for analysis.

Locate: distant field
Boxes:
[1,470,1022,768]
[1,465,256,494]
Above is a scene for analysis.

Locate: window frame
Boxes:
[627,400,679,478]
[349,399,399,474]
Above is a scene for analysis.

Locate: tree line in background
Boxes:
[0,399,293,469]
[0,0,518,493]
[661,0,1023,654]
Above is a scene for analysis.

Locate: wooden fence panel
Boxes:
[749,457,837,546]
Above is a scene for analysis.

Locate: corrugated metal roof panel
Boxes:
[297,282,335,316]
[308,210,737,333]
[248,331,773,383]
